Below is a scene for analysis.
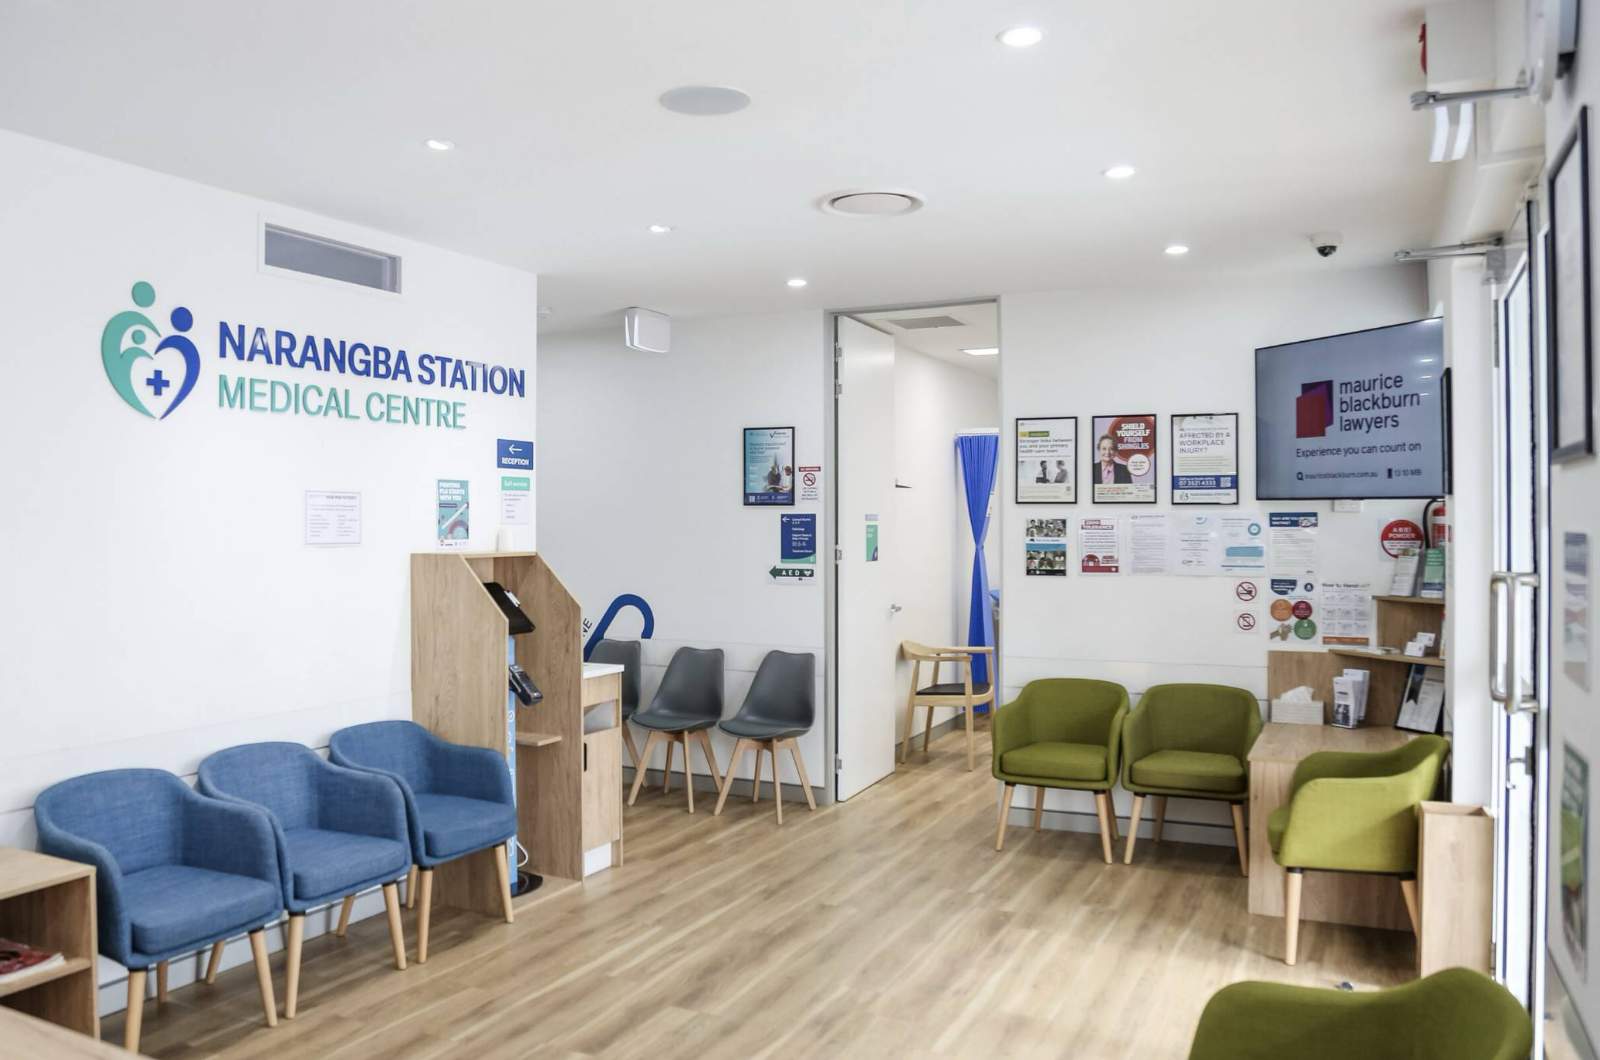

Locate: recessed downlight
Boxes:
[1165,244,1190,256]
[648,224,674,234]
[820,190,925,216]
[1103,164,1137,180]
[787,278,808,289]
[963,347,1000,357]
[424,138,455,152]
[658,85,751,116]
[997,26,1044,48]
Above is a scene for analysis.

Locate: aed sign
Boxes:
[497,438,534,469]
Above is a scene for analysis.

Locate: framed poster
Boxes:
[1549,106,1594,463]
[1090,415,1157,503]
[1024,518,1068,575]
[1015,416,1077,503]
[1170,412,1239,505]
[743,426,796,506]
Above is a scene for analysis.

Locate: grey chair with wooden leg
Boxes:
[589,638,644,770]
[899,640,996,771]
[714,651,817,824]
[627,647,726,813]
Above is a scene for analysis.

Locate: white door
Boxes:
[834,315,898,801]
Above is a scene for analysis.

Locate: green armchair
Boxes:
[1271,734,1448,964]
[1187,967,1531,1060]
[1120,683,1261,874]
[992,679,1128,862]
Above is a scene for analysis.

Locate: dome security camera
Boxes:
[1310,231,1343,258]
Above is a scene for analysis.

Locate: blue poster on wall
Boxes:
[743,426,796,505]
[781,513,817,563]
[497,438,534,469]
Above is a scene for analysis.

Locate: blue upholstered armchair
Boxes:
[197,742,412,1018]
[329,720,517,962]
[34,768,284,1051]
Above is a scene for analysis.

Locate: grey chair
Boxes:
[589,638,643,769]
[626,647,725,813]
[713,651,817,824]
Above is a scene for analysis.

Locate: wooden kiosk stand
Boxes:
[410,552,622,913]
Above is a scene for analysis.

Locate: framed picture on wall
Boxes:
[743,426,796,505]
[1015,416,1077,503]
[1170,412,1239,505]
[1548,105,1594,463]
[1090,414,1157,503]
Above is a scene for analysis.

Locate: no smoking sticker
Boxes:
[1235,580,1258,602]
[1235,612,1257,634]
[797,465,821,504]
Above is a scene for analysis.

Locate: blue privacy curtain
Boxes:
[956,432,998,687]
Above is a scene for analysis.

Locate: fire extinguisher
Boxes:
[1423,497,1448,549]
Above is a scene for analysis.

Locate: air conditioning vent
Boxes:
[263,224,401,293]
[887,314,966,330]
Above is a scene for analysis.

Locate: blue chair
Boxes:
[34,769,283,1051]
[328,720,517,964]
[197,743,412,1019]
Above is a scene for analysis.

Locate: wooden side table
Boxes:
[0,848,99,1040]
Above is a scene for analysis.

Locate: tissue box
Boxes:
[1272,698,1325,725]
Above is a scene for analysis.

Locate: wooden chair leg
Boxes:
[1230,803,1249,877]
[681,734,696,814]
[156,960,169,1005]
[284,913,304,1019]
[124,969,146,1052]
[416,869,434,963]
[382,882,407,971]
[1109,801,1120,842]
[406,865,419,910]
[771,742,784,824]
[965,699,976,771]
[1093,792,1114,864]
[629,731,661,805]
[901,671,920,763]
[995,783,1016,851]
[1400,877,1420,937]
[923,702,935,753]
[788,739,817,810]
[1033,787,1046,831]
[336,894,355,937]
[715,739,746,815]
[697,730,723,789]
[1153,796,1168,843]
[622,721,643,771]
[204,939,225,984]
[662,736,676,794]
[496,845,515,925]
[1284,869,1304,965]
[248,929,278,1028]
[753,742,765,802]
[1123,795,1146,864]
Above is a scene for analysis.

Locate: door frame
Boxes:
[824,297,1000,799]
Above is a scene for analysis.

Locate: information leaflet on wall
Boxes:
[1079,517,1121,574]
[1267,512,1318,640]
[1016,417,1077,503]
[1320,580,1372,646]
[1171,513,1265,576]
[1025,518,1068,576]
[796,465,822,504]
[1129,513,1170,575]
[1091,415,1156,503]
[865,514,879,562]
[1566,532,1592,692]
[500,475,532,526]
[304,490,361,546]
[1171,413,1239,504]
[770,513,817,585]
[437,479,470,548]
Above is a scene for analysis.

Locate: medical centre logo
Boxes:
[100,280,201,419]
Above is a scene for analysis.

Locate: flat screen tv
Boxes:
[1255,318,1446,500]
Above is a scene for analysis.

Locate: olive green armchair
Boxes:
[1120,683,1261,874]
[1187,967,1530,1060]
[992,679,1128,862]
[1271,734,1448,964]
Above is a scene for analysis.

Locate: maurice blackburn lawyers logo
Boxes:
[1295,373,1420,440]
[100,280,202,420]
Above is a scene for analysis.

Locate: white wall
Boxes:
[536,312,829,790]
[998,266,1433,840]
[0,129,538,1000]
[890,343,999,739]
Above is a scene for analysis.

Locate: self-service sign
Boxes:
[497,438,534,470]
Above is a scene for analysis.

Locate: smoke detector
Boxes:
[820,190,925,217]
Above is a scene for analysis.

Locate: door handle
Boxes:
[1493,571,1541,715]
[888,604,903,616]
[1489,571,1511,706]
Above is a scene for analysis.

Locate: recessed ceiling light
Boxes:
[997,26,1044,48]
[648,224,674,234]
[658,85,751,116]
[963,347,1000,357]
[424,138,455,152]
[787,278,808,288]
[820,190,925,216]
[1103,164,1137,180]
[1165,244,1190,256]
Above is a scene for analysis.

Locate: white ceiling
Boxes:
[855,302,999,379]
[0,1,1444,334]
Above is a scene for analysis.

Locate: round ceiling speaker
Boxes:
[658,85,751,116]
[820,190,925,216]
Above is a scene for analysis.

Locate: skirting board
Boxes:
[623,766,828,806]
[1002,804,1236,848]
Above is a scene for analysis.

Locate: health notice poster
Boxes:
[1016,417,1077,504]
[437,479,470,548]
[1090,415,1157,503]
[1171,413,1239,504]
[1079,517,1121,574]
[1025,518,1068,576]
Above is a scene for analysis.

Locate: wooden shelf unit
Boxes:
[411,551,593,907]
[0,848,98,1040]
[1330,648,1446,668]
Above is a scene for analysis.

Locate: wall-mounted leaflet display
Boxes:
[1171,413,1239,505]
[1079,517,1122,574]
[743,426,796,506]
[1016,416,1077,504]
[1024,518,1068,576]
[1091,415,1157,503]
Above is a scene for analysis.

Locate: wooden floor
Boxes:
[124,727,1414,1059]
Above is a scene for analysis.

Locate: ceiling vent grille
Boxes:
[263,224,401,293]
[888,315,966,330]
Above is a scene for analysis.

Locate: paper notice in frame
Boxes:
[500,475,532,526]
[304,490,361,546]
[1090,415,1157,503]
[1025,517,1068,576]
[1321,580,1372,646]
[1078,517,1121,574]
[1016,417,1077,503]
[1566,532,1592,692]
[1129,513,1170,575]
[437,479,470,548]
[1171,413,1239,504]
